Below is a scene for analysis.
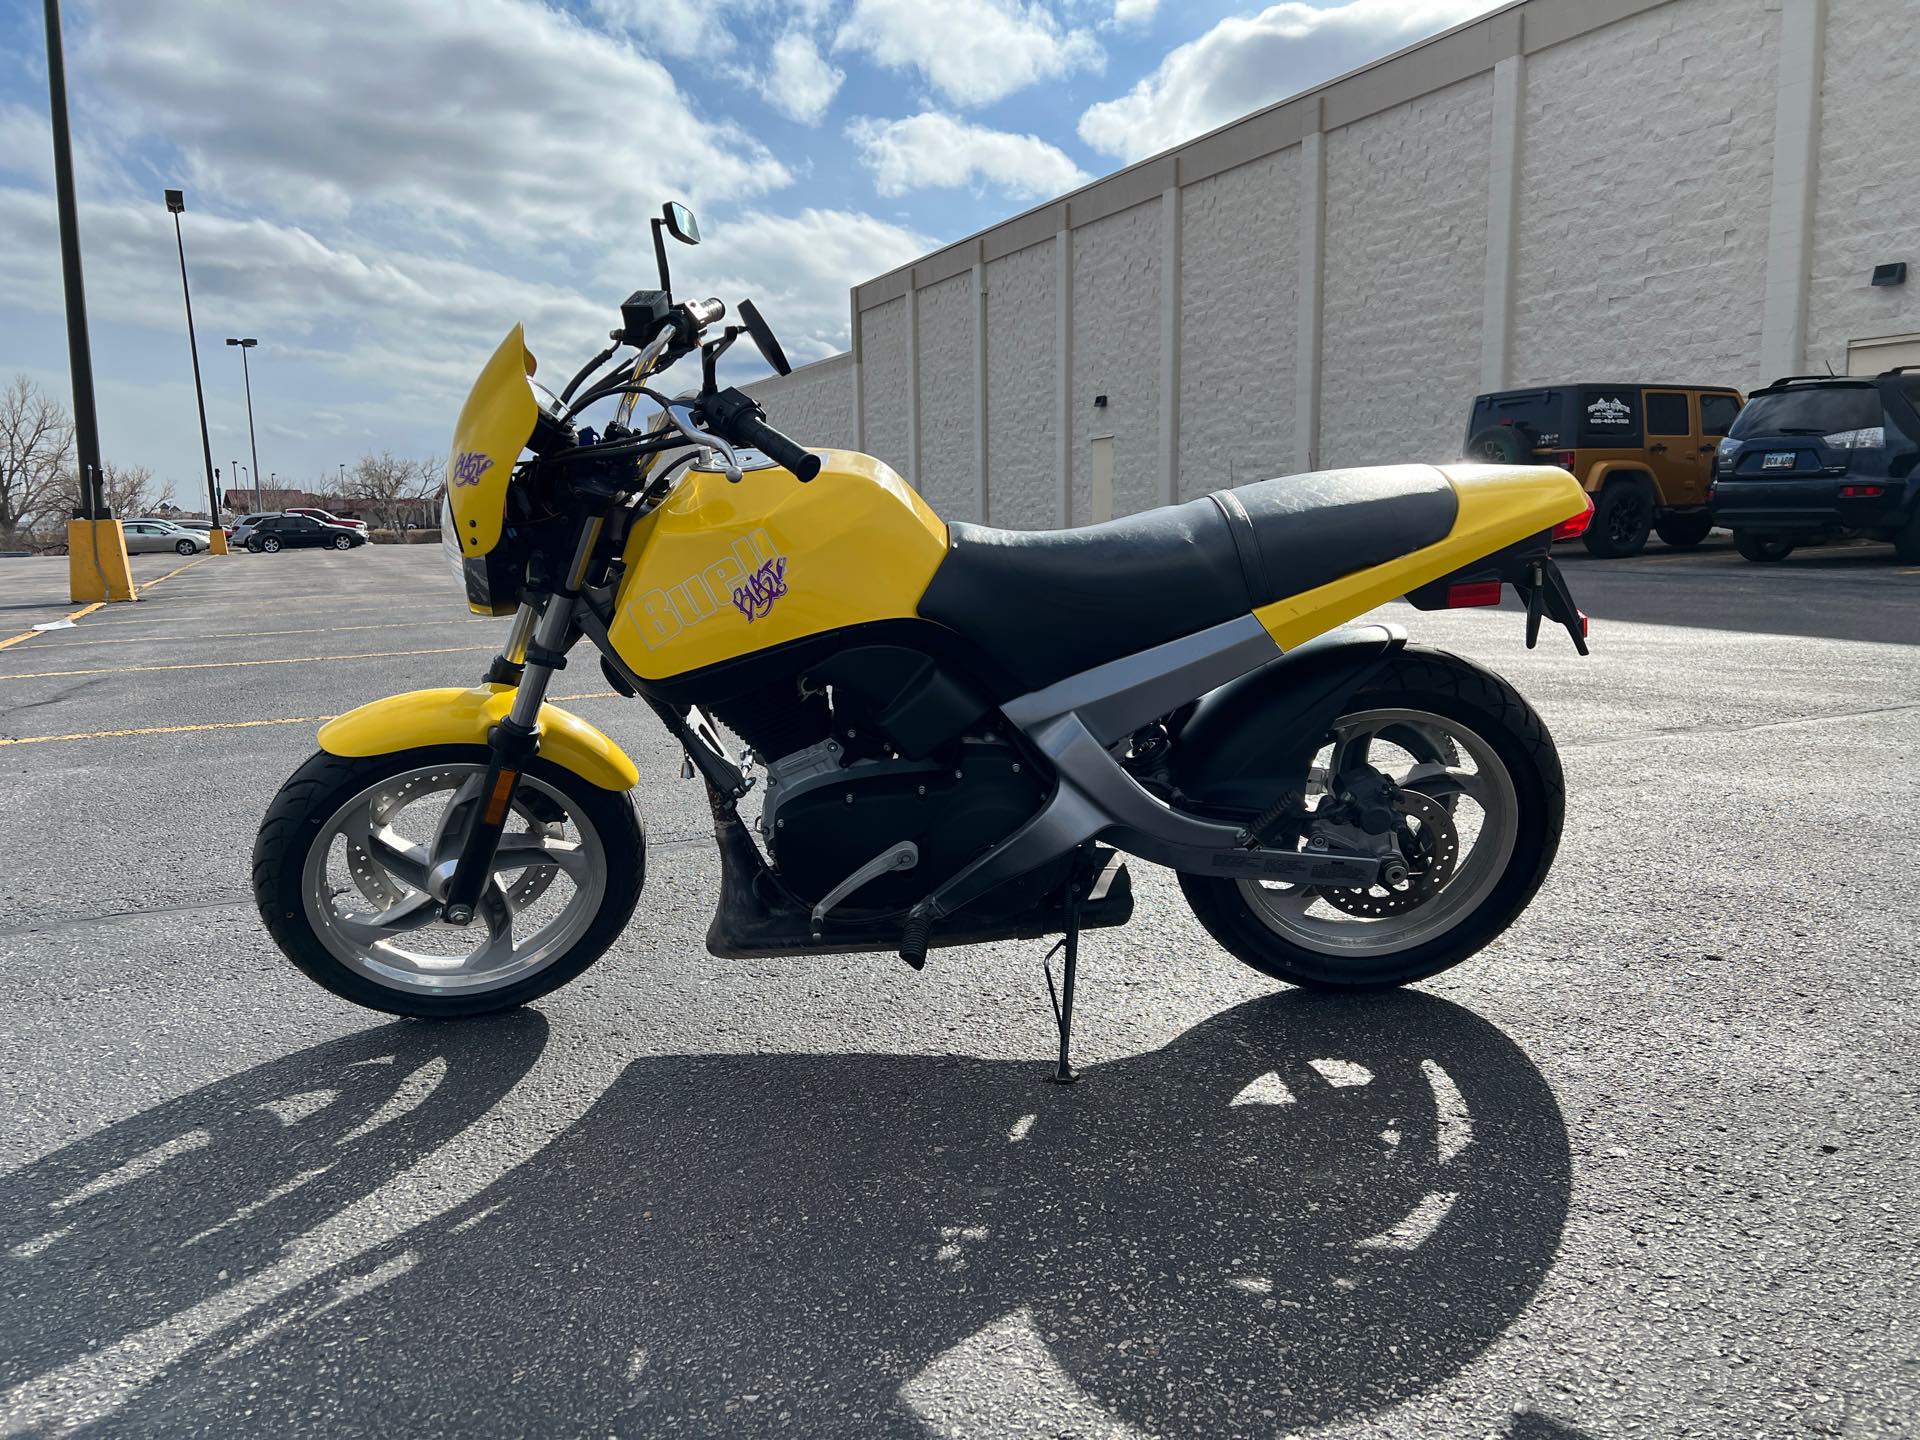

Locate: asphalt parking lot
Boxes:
[1,537,1916,1438]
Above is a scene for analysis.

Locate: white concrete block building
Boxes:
[749,0,1920,528]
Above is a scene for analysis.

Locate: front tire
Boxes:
[1180,649,1563,991]
[1734,531,1794,563]
[333,535,353,550]
[175,538,198,556]
[1654,512,1713,548]
[254,746,643,1017]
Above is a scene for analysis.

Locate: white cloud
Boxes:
[1078,0,1504,161]
[588,0,733,57]
[1112,0,1159,24]
[848,113,1089,199]
[691,208,935,365]
[761,33,845,125]
[835,0,1103,108]
[72,0,790,249]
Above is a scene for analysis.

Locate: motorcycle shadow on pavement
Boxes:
[17,992,1571,1438]
[0,1014,550,1399]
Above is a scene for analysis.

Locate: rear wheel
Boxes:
[1583,480,1653,557]
[1893,507,1920,564]
[254,746,643,1017]
[1180,650,1562,990]
[1734,531,1795,563]
[261,536,282,553]
[1654,512,1713,548]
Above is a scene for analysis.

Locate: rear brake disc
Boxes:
[1318,789,1460,918]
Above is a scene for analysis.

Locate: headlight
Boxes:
[1823,427,1884,449]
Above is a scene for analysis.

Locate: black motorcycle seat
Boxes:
[917,464,1459,693]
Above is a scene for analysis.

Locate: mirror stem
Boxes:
[650,217,672,300]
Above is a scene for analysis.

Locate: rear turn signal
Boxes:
[1839,485,1885,498]
[1551,495,1595,542]
[1444,580,1504,608]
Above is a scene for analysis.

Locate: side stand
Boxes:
[1042,884,1083,1085]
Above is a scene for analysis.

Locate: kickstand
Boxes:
[1041,885,1083,1085]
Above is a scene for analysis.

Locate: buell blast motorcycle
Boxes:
[254,203,1592,1074]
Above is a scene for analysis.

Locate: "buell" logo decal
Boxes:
[629,529,790,649]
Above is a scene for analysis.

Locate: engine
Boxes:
[758,735,1047,913]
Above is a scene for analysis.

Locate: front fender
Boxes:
[317,686,639,791]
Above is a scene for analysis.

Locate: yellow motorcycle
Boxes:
[254,203,1592,1075]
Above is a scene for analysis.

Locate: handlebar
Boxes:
[701,388,822,482]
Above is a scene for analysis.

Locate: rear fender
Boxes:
[317,685,639,791]
[1585,462,1654,496]
[1168,623,1406,814]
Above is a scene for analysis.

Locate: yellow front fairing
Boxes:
[446,325,539,560]
[607,450,947,680]
[1255,463,1586,649]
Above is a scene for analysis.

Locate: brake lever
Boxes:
[665,402,744,482]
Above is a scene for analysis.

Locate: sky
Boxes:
[0,0,1503,499]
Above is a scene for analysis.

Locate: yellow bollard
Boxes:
[208,527,231,556]
[67,518,138,603]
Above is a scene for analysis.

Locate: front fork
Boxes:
[441,517,603,926]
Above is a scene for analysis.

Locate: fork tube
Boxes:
[443,517,602,925]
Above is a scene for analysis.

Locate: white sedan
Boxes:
[121,521,207,555]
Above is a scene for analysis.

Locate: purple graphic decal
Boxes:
[450,451,495,488]
[731,555,789,623]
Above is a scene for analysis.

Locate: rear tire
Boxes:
[1179,649,1563,991]
[1893,508,1920,564]
[1654,512,1713,549]
[1582,481,1654,557]
[261,536,282,553]
[1734,531,1795,563]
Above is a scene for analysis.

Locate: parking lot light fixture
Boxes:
[166,189,226,554]
[226,337,262,510]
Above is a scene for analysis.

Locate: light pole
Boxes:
[43,0,133,602]
[225,336,261,511]
[165,188,225,553]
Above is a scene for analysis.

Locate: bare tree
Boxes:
[346,451,444,528]
[0,375,74,542]
[51,461,166,521]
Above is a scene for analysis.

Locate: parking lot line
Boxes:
[0,644,496,682]
[0,601,105,653]
[139,554,212,590]
[43,619,495,649]
[0,692,620,747]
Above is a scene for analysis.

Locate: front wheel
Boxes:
[333,534,354,550]
[1180,649,1563,990]
[253,746,644,1017]
[175,538,198,556]
[1733,531,1794,563]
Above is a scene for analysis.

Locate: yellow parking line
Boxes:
[0,644,495,682]
[47,619,493,649]
[0,601,105,653]
[0,691,621,748]
[139,554,211,590]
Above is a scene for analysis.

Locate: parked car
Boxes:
[284,506,368,530]
[1465,383,1743,557]
[244,513,368,552]
[120,520,206,555]
[1710,370,1920,563]
[228,513,278,548]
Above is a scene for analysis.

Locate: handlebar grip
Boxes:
[734,412,821,481]
[684,296,726,328]
[701,387,822,481]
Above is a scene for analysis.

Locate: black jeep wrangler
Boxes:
[1709,370,1920,563]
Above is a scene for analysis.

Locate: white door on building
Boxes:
[1846,334,1920,376]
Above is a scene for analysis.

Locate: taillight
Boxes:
[1553,451,1577,472]
[1551,494,1595,541]
[1839,485,1885,498]
[1444,580,1503,608]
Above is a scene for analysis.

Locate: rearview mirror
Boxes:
[663,202,700,245]
[738,299,791,377]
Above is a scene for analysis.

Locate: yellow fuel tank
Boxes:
[606,449,949,681]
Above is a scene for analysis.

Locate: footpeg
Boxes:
[898,905,933,970]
